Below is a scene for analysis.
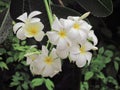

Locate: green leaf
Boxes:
[115,57,120,62]
[114,61,119,72]
[0,61,8,70]
[18,52,25,61]
[16,85,22,90]
[45,79,54,90]
[31,78,44,88]
[104,57,111,64]
[6,57,14,63]
[76,0,113,17]
[0,57,2,60]
[10,81,20,87]
[52,5,81,18]
[22,82,29,90]
[80,82,85,90]
[85,71,94,81]
[104,50,113,57]
[97,72,105,79]
[107,76,118,85]
[83,82,89,90]
[12,72,24,82]
[98,47,104,54]
[0,48,6,54]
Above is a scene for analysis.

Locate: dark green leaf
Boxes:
[10,81,20,87]
[0,48,6,54]
[76,0,113,17]
[98,47,104,54]
[104,57,111,64]
[97,72,105,79]
[104,50,113,57]
[52,0,76,6]
[52,5,81,18]
[115,57,120,62]
[16,85,22,90]
[22,82,29,90]
[6,57,14,64]
[114,61,119,72]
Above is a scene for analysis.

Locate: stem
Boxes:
[44,0,53,49]
[44,0,53,29]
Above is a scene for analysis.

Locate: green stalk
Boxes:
[44,0,53,29]
[44,0,53,49]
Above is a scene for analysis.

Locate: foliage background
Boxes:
[0,0,120,90]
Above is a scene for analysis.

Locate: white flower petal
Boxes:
[50,48,58,59]
[60,18,74,30]
[34,31,45,41]
[88,30,98,45]
[85,52,92,65]
[57,38,70,50]
[67,16,80,21]
[70,44,80,61]
[68,28,79,40]
[30,60,44,75]
[42,46,48,55]
[79,20,92,30]
[28,11,41,19]
[70,44,80,54]
[52,17,62,31]
[46,31,59,45]
[56,48,69,59]
[84,41,94,51]
[57,38,66,49]
[16,28,26,40]
[69,53,77,61]
[50,59,62,77]
[17,12,27,22]
[52,58,61,71]
[13,22,24,33]
[42,65,54,77]
[76,55,86,68]
[30,18,40,23]
[26,57,32,65]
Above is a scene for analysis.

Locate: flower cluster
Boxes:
[13,11,98,77]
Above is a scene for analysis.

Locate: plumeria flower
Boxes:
[13,11,45,41]
[88,30,98,46]
[35,46,62,77]
[67,15,92,43]
[69,41,97,68]
[47,17,72,50]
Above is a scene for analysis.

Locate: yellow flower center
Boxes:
[73,23,80,30]
[45,56,53,65]
[80,46,86,54]
[58,29,66,38]
[25,23,40,36]
[28,27,38,36]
